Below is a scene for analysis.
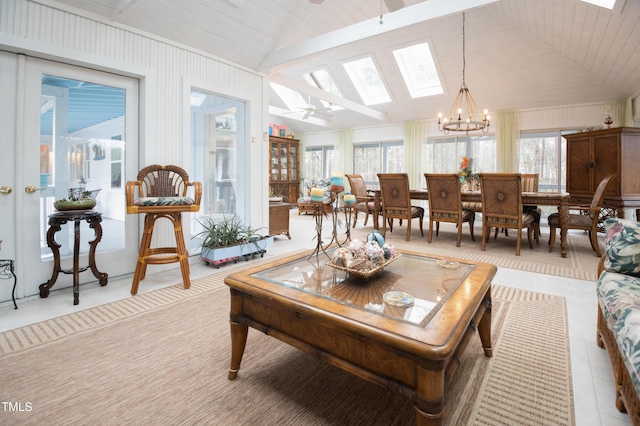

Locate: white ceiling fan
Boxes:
[296,103,333,120]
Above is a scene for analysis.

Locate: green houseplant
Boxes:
[194,215,274,268]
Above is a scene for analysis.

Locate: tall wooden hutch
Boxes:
[269,136,300,205]
[564,127,640,219]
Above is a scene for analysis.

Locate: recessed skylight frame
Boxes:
[303,68,344,111]
[392,41,443,99]
[579,0,615,9]
[342,55,392,106]
[269,82,307,111]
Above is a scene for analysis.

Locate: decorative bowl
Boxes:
[53,199,96,211]
[328,254,400,279]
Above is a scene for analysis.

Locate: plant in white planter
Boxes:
[194,215,274,268]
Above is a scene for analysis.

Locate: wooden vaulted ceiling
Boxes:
[48,0,640,134]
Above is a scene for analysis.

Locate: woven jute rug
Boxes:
[0,262,574,425]
[343,220,601,281]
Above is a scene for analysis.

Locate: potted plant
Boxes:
[53,189,97,211]
[194,215,274,268]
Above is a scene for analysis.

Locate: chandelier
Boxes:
[437,13,490,135]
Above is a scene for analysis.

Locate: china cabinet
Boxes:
[269,136,300,205]
[564,127,640,218]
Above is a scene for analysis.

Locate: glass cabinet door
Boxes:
[290,145,297,181]
[280,144,289,181]
[271,143,279,181]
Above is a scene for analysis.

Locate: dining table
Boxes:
[372,189,572,258]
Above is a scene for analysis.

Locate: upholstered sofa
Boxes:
[596,217,640,424]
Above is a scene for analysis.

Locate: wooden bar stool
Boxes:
[126,165,202,295]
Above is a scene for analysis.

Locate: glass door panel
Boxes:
[189,89,246,251]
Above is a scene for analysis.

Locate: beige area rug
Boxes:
[297,213,602,281]
[0,264,574,425]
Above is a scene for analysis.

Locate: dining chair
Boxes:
[500,174,541,244]
[345,174,378,228]
[424,173,475,247]
[521,173,541,243]
[479,173,534,256]
[126,164,202,295]
[377,173,424,241]
[547,173,616,257]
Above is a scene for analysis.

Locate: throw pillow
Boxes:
[604,218,640,277]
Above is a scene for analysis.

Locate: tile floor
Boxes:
[0,210,631,426]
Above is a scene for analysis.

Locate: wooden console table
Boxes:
[39,210,108,305]
[269,202,291,239]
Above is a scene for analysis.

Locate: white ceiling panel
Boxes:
[47,0,640,134]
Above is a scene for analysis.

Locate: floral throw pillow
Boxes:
[604,218,640,277]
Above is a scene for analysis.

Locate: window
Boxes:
[579,0,615,9]
[392,42,443,98]
[110,145,123,188]
[343,56,391,106]
[304,69,344,111]
[353,141,403,187]
[304,146,336,180]
[519,131,570,193]
[423,136,496,175]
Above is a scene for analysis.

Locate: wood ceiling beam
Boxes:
[269,74,389,123]
[258,0,498,73]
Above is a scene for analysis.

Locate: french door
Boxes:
[0,52,140,303]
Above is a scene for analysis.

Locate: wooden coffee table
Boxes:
[224,249,496,425]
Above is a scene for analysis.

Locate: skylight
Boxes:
[579,0,615,9]
[269,83,307,111]
[343,56,391,106]
[393,42,443,98]
[303,69,344,111]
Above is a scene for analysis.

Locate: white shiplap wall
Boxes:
[0,0,270,245]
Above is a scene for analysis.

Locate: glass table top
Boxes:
[252,249,475,326]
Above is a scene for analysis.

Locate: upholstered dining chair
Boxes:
[548,173,616,257]
[126,165,202,295]
[479,173,534,256]
[424,173,475,247]
[345,174,378,228]
[377,173,424,241]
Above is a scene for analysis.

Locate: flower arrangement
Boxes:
[459,155,478,189]
[459,156,478,183]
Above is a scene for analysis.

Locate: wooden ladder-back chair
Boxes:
[424,173,475,247]
[377,173,424,241]
[479,173,534,256]
[547,173,616,257]
[126,165,202,295]
[345,174,378,228]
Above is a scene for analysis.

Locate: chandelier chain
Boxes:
[462,12,466,86]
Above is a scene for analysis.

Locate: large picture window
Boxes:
[304,146,335,180]
[519,131,573,192]
[423,136,496,175]
[353,141,403,188]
